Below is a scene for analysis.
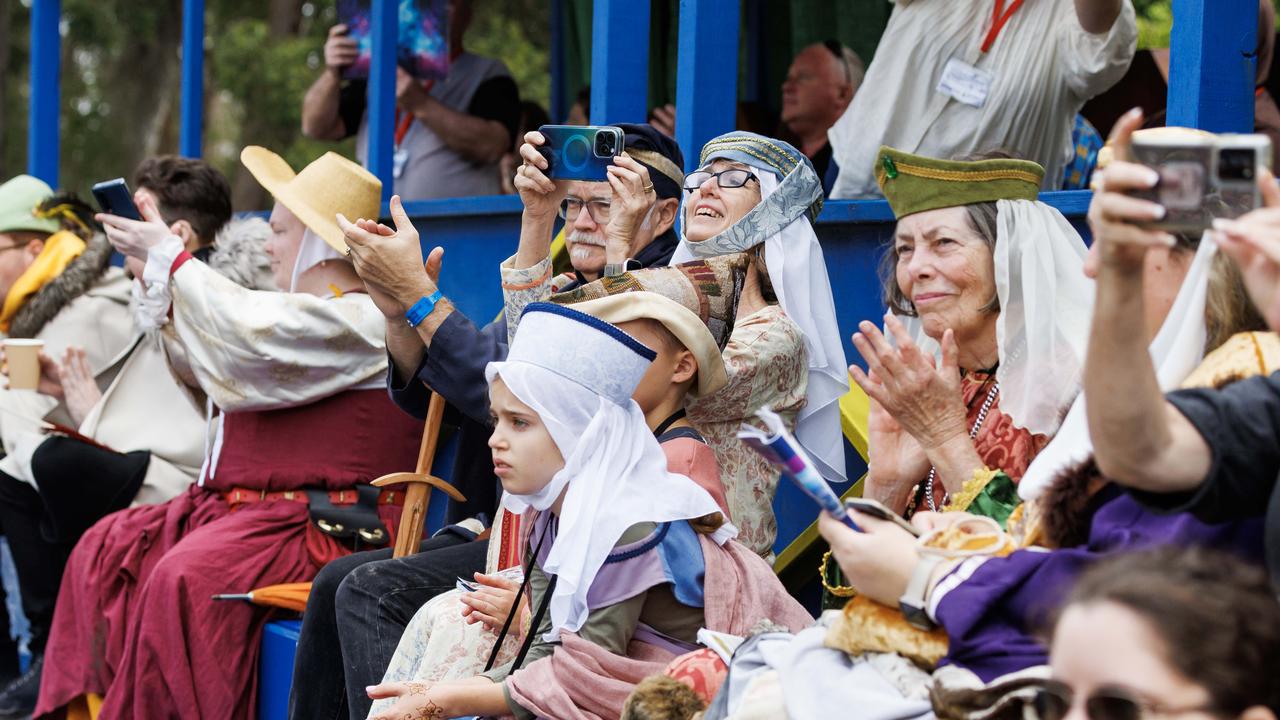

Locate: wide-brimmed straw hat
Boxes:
[241,146,380,252]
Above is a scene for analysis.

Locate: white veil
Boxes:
[1018,236,1216,500]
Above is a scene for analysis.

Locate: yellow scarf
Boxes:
[0,230,87,333]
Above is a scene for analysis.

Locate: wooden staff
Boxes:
[372,391,466,558]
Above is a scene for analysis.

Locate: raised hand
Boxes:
[323,24,359,74]
[340,195,441,314]
[861,378,931,513]
[98,192,173,261]
[1213,167,1280,331]
[603,152,657,265]
[1085,108,1178,277]
[58,346,101,427]
[512,131,570,221]
[849,314,968,452]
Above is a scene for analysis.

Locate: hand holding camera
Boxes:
[1086,108,1179,275]
[603,152,657,262]
[513,130,569,221]
[1212,175,1280,330]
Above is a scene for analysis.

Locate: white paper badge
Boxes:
[937,58,994,108]
[393,147,410,179]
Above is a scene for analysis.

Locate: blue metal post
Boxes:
[589,0,650,124]
[27,0,61,186]
[368,0,398,203]
[674,0,738,172]
[179,0,206,158]
[1166,0,1256,132]
[550,0,566,122]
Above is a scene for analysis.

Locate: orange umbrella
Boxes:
[212,582,312,613]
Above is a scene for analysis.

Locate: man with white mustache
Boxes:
[506,122,687,299]
[288,123,687,720]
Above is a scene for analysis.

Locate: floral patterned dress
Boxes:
[687,304,808,557]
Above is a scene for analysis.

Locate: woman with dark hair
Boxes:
[1044,547,1280,720]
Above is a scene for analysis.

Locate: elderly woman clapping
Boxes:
[850,148,1094,518]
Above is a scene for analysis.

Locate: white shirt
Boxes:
[828,0,1137,198]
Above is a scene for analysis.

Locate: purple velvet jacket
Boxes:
[932,487,1265,682]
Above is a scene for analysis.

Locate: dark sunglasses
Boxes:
[682,168,758,193]
[822,38,854,85]
[1033,680,1217,720]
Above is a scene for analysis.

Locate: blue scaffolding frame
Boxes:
[26,1,1258,188]
[21,0,1257,552]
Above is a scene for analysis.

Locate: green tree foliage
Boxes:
[1,0,549,209]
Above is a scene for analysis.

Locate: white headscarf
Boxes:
[289,228,345,293]
[901,199,1094,438]
[671,161,850,484]
[486,304,733,640]
[1018,236,1216,500]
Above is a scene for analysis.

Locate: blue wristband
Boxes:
[405,290,444,327]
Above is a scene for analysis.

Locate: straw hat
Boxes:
[240,146,381,252]
[567,291,728,397]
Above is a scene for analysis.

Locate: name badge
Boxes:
[392,147,410,179]
[937,58,993,108]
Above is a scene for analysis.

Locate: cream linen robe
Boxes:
[828,0,1137,198]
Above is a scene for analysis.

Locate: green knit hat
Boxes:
[0,175,60,235]
[875,147,1044,220]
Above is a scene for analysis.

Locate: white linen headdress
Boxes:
[670,133,850,484]
[289,228,345,293]
[901,199,1095,439]
[1018,236,1216,500]
[486,303,732,640]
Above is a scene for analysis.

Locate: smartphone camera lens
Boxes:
[1218,148,1256,181]
[594,132,617,158]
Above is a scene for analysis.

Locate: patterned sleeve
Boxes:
[693,305,809,423]
[499,254,554,344]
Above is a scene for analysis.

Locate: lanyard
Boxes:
[980,0,1026,53]
[392,46,465,149]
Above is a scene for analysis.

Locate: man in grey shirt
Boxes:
[301,0,520,200]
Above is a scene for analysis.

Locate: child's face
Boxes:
[487,377,565,496]
[616,320,697,416]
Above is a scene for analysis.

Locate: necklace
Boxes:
[922,381,1000,512]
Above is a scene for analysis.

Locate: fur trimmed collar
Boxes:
[9,234,116,339]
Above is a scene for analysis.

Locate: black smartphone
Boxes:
[535,125,625,182]
[91,178,142,221]
[844,498,922,537]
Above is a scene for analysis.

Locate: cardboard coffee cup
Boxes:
[4,339,44,391]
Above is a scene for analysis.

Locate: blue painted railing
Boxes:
[674,0,739,172]
[179,0,205,158]
[27,0,60,186]
[588,0,651,124]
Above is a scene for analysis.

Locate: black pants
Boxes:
[0,472,71,656]
[287,533,489,720]
[0,438,148,656]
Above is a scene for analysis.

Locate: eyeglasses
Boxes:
[683,168,758,193]
[559,197,611,224]
[1033,680,1217,720]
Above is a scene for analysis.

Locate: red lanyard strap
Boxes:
[980,0,1026,53]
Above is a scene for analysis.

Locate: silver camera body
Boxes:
[1129,131,1272,233]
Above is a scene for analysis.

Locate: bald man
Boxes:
[781,42,863,192]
